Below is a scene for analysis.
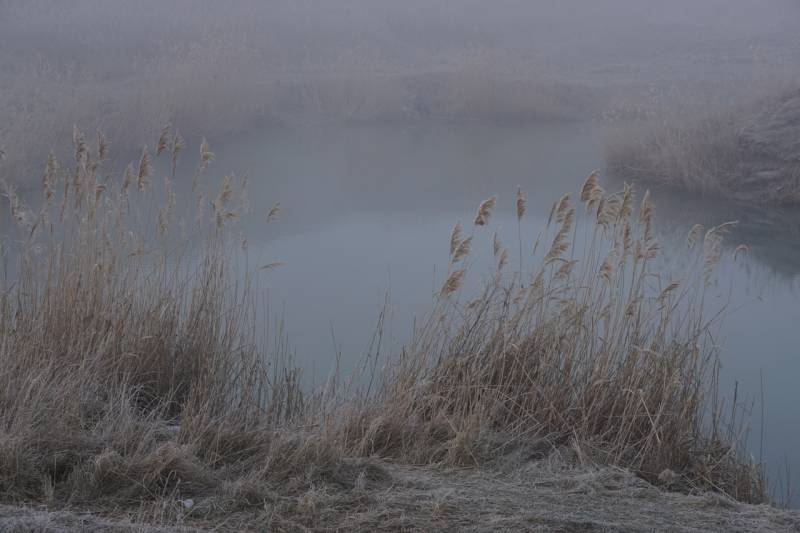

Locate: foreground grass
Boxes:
[0,129,769,529]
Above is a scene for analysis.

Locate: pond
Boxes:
[209,120,800,503]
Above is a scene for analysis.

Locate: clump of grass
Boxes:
[0,128,334,518]
[0,131,767,527]
[340,173,765,502]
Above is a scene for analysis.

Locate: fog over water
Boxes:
[209,122,800,503]
[2,0,800,505]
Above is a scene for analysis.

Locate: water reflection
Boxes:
[644,185,800,281]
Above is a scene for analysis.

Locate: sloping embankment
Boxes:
[735,90,800,204]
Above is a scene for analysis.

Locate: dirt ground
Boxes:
[2,455,798,532]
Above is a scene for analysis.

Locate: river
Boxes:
[210,120,800,503]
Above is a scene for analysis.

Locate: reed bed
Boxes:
[0,130,765,527]
[339,177,764,503]
[604,86,800,205]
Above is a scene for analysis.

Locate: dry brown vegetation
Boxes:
[0,129,771,529]
[604,86,800,205]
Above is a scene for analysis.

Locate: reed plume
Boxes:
[474,196,496,226]
[733,244,750,261]
[137,146,151,191]
[440,269,466,297]
[42,152,57,201]
[121,163,134,195]
[515,187,526,220]
[452,236,473,263]
[687,224,703,249]
[702,222,737,286]
[200,138,214,171]
[449,222,463,257]
[580,169,604,212]
[155,124,170,156]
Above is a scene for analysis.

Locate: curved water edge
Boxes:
[206,120,800,503]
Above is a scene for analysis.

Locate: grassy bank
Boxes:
[604,87,800,205]
[0,130,767,529]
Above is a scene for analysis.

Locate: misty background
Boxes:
[2,0,800,505]
[2,0,799,181]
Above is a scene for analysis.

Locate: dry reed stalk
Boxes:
[97,130,110,161]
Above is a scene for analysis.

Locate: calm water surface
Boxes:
[213,120,799,501]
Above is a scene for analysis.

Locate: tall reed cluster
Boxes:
[0,128,329,520]
[339,172,764,502]
[0,131,765,524]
